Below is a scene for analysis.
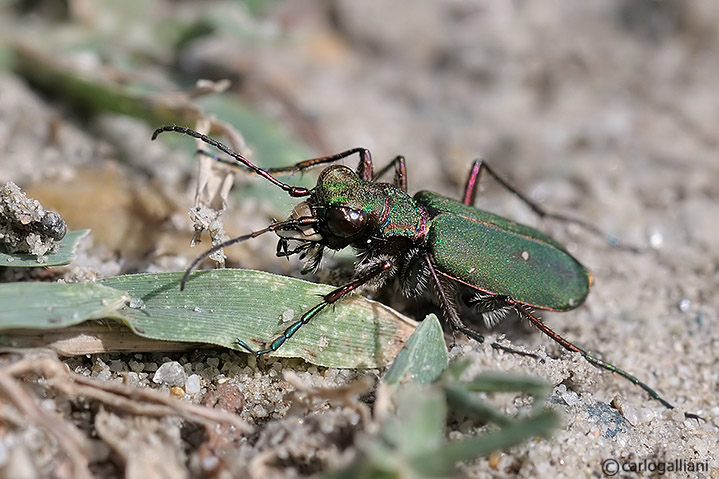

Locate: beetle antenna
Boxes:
[180,217,318,291]
[152,125,311,198]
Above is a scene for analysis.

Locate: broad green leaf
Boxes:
[0,229,89,267]
[0,281,128,330]
[100,270,415,368]
[383,314,448,385]
[383,384,446,456]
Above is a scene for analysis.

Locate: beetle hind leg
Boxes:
[467,292,515,328]
[461,158,638,251]
[465,293,542,358]
[511,302,700,416]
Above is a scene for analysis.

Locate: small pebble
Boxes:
[153,361,187,386]
[612,395,638,425]
[562,390,580,407]
[170,386,185,398]
[109,360,126,373]
[185,374,202,395]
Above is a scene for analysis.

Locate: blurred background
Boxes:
[0,1,717,477]
[2,0,717,274]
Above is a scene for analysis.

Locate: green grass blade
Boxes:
[464,371,550,397]
[0,229,89,267]
[443,383,514,427]
[0,281,128,330]
[412,410,558,475]
[383,314,448,385]
[100,270,415,368]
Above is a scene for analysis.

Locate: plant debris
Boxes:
[0,181,67,258]
[0,356,251,479]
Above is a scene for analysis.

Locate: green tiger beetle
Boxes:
[152,125,698,418]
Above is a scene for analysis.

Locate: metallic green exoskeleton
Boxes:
[417,191,592,312]
[152,125,693,416]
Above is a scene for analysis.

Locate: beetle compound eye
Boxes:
[326,207,367,238]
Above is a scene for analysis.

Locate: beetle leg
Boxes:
[465,292,541,357]
[467,292,515,328]
[490,342,541,358]
[461,159,483,206]
[512,302,697,415]
[461,159,636,250]
[270,148,377,181]
[372,156,408,191]
[199,145,374,179]
[236,260,394,356]
[462,159,556,213]
[423,255,485,343]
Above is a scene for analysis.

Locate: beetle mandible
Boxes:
[152,125,690,415]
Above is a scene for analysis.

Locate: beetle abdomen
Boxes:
[417,191,592,311]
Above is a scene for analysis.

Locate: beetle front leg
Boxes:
[280,151,408,190]
[200,146,409,191]
[236,259,394,356]
[198,146,375,181]
[269,148,376,181]
[372,156,408,191]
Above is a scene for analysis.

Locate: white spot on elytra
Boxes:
[521,251,529,261]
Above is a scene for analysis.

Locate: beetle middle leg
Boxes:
[461,159,633,250]
[458,286,694,415]
[423,253,539,352]
[422,255,485,344]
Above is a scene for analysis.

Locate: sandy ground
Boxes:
[1,1,718,478]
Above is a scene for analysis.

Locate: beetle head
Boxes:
[311,165,373,249]
[275,165,373,271]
